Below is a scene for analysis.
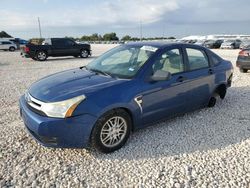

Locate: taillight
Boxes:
[239,50,250,57]
[24,46,30,53]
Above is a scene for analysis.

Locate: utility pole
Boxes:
[38,17,42,39]
[140,20,142,41]
[162,23,165,39]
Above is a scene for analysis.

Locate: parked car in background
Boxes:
[236,49,250,73]
[21,38,91,61]
[195,40,206,46]
[240,39,250,49]
[0,41,17,51]
[220,39,242,49]
[204,40,224,49]
[19,42,233,153]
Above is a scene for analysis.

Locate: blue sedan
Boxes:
[19,42,233,153]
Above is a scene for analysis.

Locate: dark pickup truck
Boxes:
[21,38,91,61]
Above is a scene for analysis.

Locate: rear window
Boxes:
[186,48,209,70]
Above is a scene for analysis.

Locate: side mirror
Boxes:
[151,70,171,81]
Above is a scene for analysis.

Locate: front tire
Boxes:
[80,49,89,58]
[91,109,131,153]
[36,51,47,61]
[9,47,15,51]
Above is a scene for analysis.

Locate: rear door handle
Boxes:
[176,76,187,82]
[208,69,213,74]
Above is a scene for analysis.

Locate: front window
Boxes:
[152,48,184,74]
[86,45,158,78]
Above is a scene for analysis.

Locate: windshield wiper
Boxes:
[89,68,115,78]
[79,66,88,70]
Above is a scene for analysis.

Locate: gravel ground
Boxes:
[0,45,250,187]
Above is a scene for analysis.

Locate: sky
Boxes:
[1,0,250,39]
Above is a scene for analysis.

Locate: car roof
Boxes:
[124,41,207,50]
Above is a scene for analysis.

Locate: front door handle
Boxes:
[176,76,187,82]
[208,69,213,74]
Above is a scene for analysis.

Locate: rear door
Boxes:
[183,46,215,109]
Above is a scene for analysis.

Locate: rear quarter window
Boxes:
[211,54,221,66]
[207,50,222,66]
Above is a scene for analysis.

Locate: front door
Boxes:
[140,47,190,125]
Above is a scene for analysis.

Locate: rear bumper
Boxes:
[236,60,250,69]
[19,95,97,148]
[20,52,31,58]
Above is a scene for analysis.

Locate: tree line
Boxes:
[0,31,13,38]
[0,30,175,42]
[67,32,175,41]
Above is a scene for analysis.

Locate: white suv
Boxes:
[0,41,17,51]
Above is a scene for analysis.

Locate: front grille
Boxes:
[25,93,47,117]
[26,103,47,116]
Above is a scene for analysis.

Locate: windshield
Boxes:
[86,45,158,79]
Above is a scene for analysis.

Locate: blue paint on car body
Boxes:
[19,42,233,149]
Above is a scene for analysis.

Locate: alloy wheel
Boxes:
[100,116,127,148]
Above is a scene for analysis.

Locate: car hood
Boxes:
[28,68,126,102]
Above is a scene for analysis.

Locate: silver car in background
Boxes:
[0,41,17,51]
[220,39,242,49]
[240,39,250,49]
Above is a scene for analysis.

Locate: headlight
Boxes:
[41,95,85,118]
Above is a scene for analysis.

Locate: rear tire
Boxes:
[80,49,89,58]
[9,47,15,52]
[240,68,248,73]
[91,109,131,153]
[208,93,220,108]
[36,51,47,61]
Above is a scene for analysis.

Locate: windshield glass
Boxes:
[86,45,158,79]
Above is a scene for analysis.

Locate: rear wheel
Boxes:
[36,51,47,61]
[9,47,15,51]
[208,92,220,108]
[240,68,248,73]
[80,49,89,58]
[91,109,131,153]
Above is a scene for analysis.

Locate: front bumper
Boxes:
[19,95,97,148]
